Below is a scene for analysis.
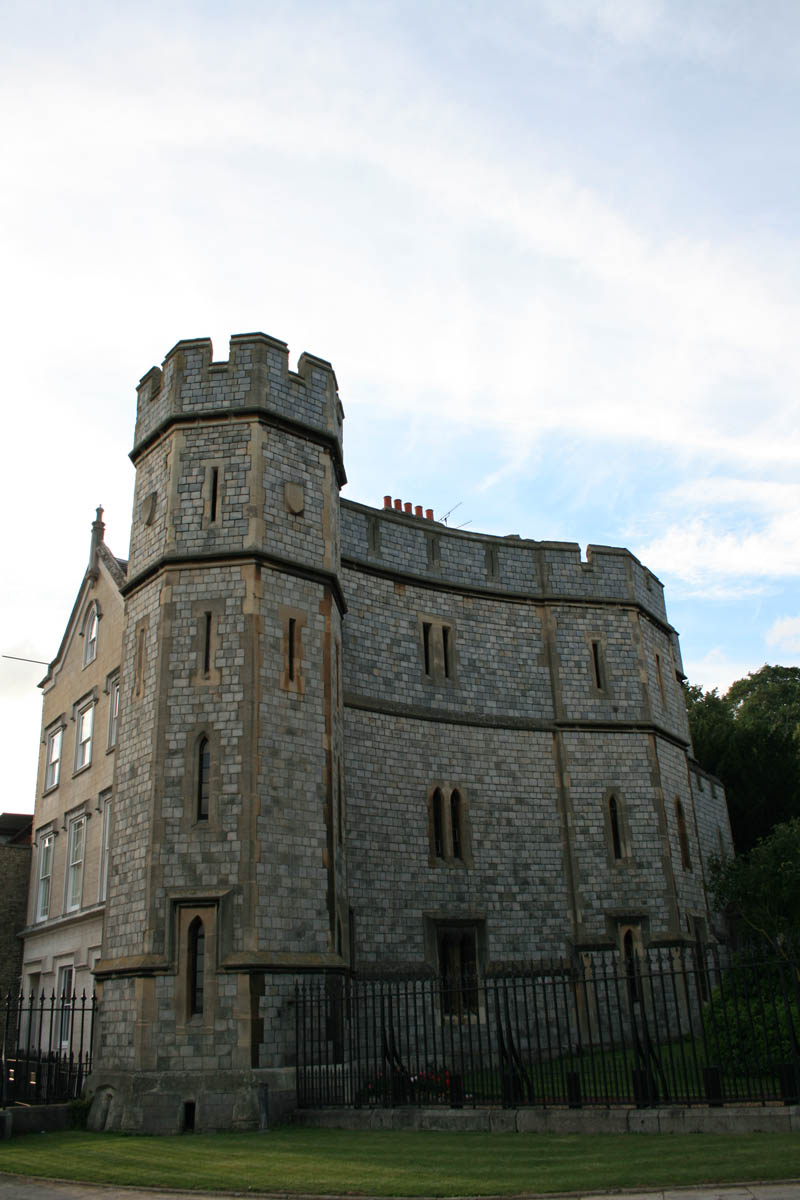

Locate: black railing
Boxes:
[2,991,96,1106]
[296,944,800,1109]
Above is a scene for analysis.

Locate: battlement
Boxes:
[341,499,669,625]
[132,332,344,460]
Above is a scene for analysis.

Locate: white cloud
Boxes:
[539,0,663,42]
[635,480,800,591]
[766,616,800,656]
[3,12,800,481]
[2,1,800,811]
[683,647,759,695]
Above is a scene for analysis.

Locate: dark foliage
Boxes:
[685,666,800,850]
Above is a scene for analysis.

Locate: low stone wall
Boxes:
[87,1066,296,1133]
[1,1104,74,1138]
[293,1104,800,1135]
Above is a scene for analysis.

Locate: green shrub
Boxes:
[703,961,800,1071]
[68,1096,92,1129]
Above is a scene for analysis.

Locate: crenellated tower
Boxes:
[91,334,347,1131]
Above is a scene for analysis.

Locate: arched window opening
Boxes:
[675,798,691,870]
[432,788,444,858]
[623,930,640,1007]
[450,790,462,860]
[609,794,622,860]
[189,918,205,1016]
[197,737,210,821]
[83,606,99,666]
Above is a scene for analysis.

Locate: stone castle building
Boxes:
[22,332,731,1133]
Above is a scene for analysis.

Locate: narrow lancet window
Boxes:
[197,737,210,821]
[676,798,691,870]
[591,641,603,690]
[422,623,431,676]
[442,626,451,679]
[609,794,622,860]
[432,788,444,858]
[203,612,212,677]
[209,468,219,523]
[655,653,666,704]
[450,790,462,860]
[134,626,146,697]
[337,759,344,845]
[189,918,205,1015]
[288,618,296,682]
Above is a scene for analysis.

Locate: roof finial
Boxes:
[89,505,105,574]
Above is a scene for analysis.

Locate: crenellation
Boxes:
[341,503,670,627]
[133,334,343,466]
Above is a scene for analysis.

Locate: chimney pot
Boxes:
[414,505,423,518]
[383,495,392,509]
[425,508,434,521]
[394,498,402,511]
[404,502,412,514]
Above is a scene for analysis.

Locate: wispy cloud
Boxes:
[2,2,799,813]
[766,616,800,656]
[634,479,800,592]
[683,646,763,694]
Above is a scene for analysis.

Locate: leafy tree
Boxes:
[727,665,800,738]
[709,818,800,950]
[707,820,800,1075]
[683,684,734,778]
[684,666,800,851]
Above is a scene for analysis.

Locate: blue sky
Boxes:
[2,0,799,813]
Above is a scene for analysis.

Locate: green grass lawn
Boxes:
[1,1128,799,1195]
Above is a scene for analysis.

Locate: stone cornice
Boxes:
[341,556,677,637]
[130,405,347,487]
[343,690,690,750]
[122,550,347,616]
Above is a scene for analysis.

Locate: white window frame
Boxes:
[36,831,55,922]
[74,702,94,772]
[57,964,74,1048]
[107,675,120,749]
[44,726,63,791]
[65,814,86,912]
[99,792,113,902]
[83,605,99,667]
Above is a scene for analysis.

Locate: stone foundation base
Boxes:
[293,1103,800,1135]
[86,1067,296,1134]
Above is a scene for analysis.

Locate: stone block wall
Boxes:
[345,712,570,968]
[84,330,733,1133]
[0,843,31,998]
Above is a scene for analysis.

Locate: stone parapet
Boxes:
[133,333,343,465]
[341,500,669,626]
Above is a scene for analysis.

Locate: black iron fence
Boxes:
[296,944,800,1109]
[2,990,96,1106]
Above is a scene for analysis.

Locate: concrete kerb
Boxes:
[293,1105,800,1134]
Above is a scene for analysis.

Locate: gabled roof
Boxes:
[39,508,126,690]
[98,541,128,590]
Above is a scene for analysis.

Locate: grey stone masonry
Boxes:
[84,331,732,1135]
